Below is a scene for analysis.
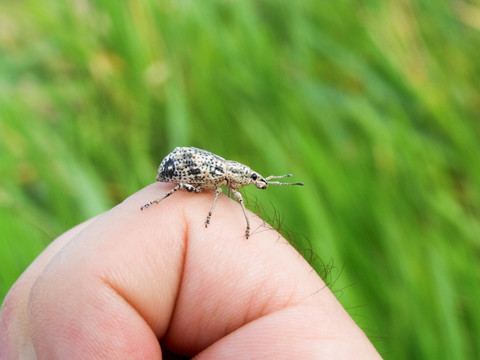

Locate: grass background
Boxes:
[1,0,480,358]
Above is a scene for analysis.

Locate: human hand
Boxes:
[0,184,381,359]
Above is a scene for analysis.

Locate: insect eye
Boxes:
[251,173,257,180]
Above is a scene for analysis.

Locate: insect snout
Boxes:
[254,179,268,189]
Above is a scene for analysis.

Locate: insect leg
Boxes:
[231,189,250,239]
[205,187,223,228]
[140,184,201,210]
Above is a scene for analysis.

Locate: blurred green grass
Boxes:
[1,0,480,358]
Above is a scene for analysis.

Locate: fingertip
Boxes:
[16,184,380,358]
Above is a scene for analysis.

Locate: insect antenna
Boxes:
[265,174,293,180]
[265,174,304,186]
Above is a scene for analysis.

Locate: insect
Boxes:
[141,147,303,238]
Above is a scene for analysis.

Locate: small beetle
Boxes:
[141,147,303,238]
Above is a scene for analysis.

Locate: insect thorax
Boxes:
[225,160,253,189]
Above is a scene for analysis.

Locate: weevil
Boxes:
[141,147,303,238]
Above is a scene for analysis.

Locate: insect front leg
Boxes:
[141,183,201,210]
[205,187,223,228]
[231,189,250,239]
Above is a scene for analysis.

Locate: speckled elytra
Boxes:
[141,147,303,238]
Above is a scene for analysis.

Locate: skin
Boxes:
[0,183,382,359]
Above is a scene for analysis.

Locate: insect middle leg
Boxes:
[205,187,222,228]
[141,184,201,210]
[231,189,250,239]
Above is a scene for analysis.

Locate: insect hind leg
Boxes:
[140,183,201,210]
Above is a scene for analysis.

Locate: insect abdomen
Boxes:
[157,147,226,185]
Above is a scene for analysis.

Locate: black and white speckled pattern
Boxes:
[225,160,252,189]
[157,147,227,190]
